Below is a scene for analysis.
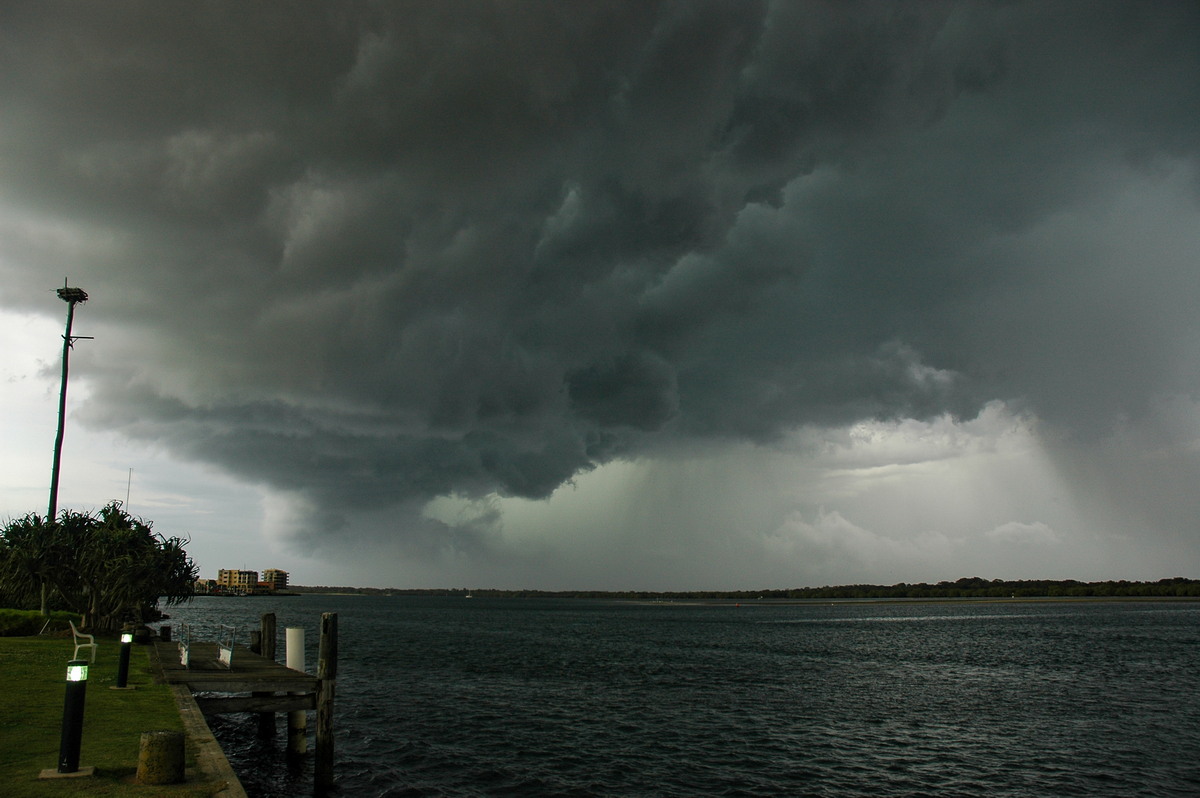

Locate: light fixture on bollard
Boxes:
[60,660,88,772]
[39,659,95,779]
[114,632,134,690]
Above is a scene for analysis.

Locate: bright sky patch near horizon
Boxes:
[3,2,1200,590]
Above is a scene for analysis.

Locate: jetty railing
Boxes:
[177,622,192,667]
[216,624,238,669]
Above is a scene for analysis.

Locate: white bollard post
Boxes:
[286,627,307,756]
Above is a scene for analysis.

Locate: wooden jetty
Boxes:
[153,641,317,712]
[150,612,337,793]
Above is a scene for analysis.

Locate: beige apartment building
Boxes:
[216,569,259,592]
[263,569,289,591]
[205,568,291,594]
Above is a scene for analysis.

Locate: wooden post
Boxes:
[315,612,337,793]
[256,613,277,739]
[261,613,277,660]
[286,626,307,758]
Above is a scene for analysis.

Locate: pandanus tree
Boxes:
[0,502,198,632]
[0,512,54,612]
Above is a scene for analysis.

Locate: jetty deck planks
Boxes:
[151,641,318,701]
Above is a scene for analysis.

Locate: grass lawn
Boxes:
[0,630,220,797]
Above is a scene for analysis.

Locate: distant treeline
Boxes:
[290,576,1200,600]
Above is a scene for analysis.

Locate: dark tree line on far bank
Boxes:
[289,576,1200,600]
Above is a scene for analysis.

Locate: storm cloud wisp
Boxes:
[3,2,1200,587]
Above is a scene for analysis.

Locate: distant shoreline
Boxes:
[193,591,303,598]
[268,593,1200,604]
[617,595,1200,606]
[260,577,1200,601]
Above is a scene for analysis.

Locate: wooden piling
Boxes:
[314,612,337,793]
[261,613,277,659]
[256,613,278,739]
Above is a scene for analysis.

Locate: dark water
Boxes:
[166,595,1200,797]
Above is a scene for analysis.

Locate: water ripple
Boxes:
[170,597,1200,797]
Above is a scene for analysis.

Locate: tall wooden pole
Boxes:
[47,297,78,524]
[44,285,89,617]
[315,612,337,793]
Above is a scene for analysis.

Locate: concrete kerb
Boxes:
[168,683,248,798]
[148,641,247,797]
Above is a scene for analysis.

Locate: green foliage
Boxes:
[0,503,198,632]
[0,513,54,612]
[0,610,78,637]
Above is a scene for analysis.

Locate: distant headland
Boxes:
[280,576,1200,600]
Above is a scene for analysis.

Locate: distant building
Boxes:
[217,569,259,593]
[208,568,291,594]
[263,569,289,591]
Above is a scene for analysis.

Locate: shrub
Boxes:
[0,608,78,637]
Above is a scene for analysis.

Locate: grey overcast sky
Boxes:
[3,1,1200,590]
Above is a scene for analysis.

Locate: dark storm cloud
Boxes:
[3,1,1199,540]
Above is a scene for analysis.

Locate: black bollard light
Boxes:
[58,660,88,773]
[115,632,133,688]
